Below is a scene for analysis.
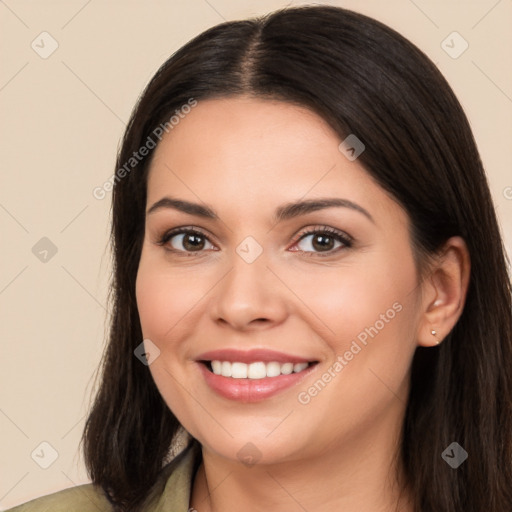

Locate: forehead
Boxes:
[146,97,405,229]
[149,96,341,184]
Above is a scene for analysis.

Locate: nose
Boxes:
[209,252,288,332]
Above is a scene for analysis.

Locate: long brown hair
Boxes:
[81,6,512,511]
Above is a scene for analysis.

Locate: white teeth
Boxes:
[280,362,294,375]
[209,360,311,379]
[231,362,247,379]
[221,361,232,377]
[266,361,281,377]
[247,362,266,379]
[293,362,308,373]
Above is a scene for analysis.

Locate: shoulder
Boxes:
[6,442,202,512]
[5,482,113,512]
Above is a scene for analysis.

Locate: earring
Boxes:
[431,329,441,345]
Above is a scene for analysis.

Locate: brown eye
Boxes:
[159,229,215,253]
[312,233,336,251]
[176,233,206,251]
[293,227,352,255]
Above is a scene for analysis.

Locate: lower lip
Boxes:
[198,363,317,402]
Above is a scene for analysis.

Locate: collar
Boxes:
[141,442,202,511]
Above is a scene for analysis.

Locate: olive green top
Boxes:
[6,444,201,511]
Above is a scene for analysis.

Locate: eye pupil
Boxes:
[312,234,334,251]
[183,234,204,251]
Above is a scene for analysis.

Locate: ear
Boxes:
[417,236,471,347]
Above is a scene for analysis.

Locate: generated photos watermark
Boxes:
[297,301,403,405]
[93,98,198,200]
[134,338,161,366]
[441,442,468,469]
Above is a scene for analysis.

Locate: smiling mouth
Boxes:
[200,360,318,379]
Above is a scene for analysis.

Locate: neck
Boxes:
[190,401,414,512]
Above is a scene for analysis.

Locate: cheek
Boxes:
[287,249,421,413]
[135,255,203,347]
[286,257,416,350]
[136,270,173,341]
[290,261,419,438]
[332,252,419,381]
[135,256,206,431]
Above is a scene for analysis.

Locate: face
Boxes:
[136,96,424,466]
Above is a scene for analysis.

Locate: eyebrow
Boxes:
[147,196,374,224]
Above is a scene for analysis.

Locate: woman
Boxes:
[9,5,512,512]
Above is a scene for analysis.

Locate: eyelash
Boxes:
[156,225,353,258]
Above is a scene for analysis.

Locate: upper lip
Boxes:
[196,349,316,364]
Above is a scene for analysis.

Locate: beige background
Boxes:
[1,0,511,508]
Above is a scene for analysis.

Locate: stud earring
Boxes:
[431,329,441,345]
